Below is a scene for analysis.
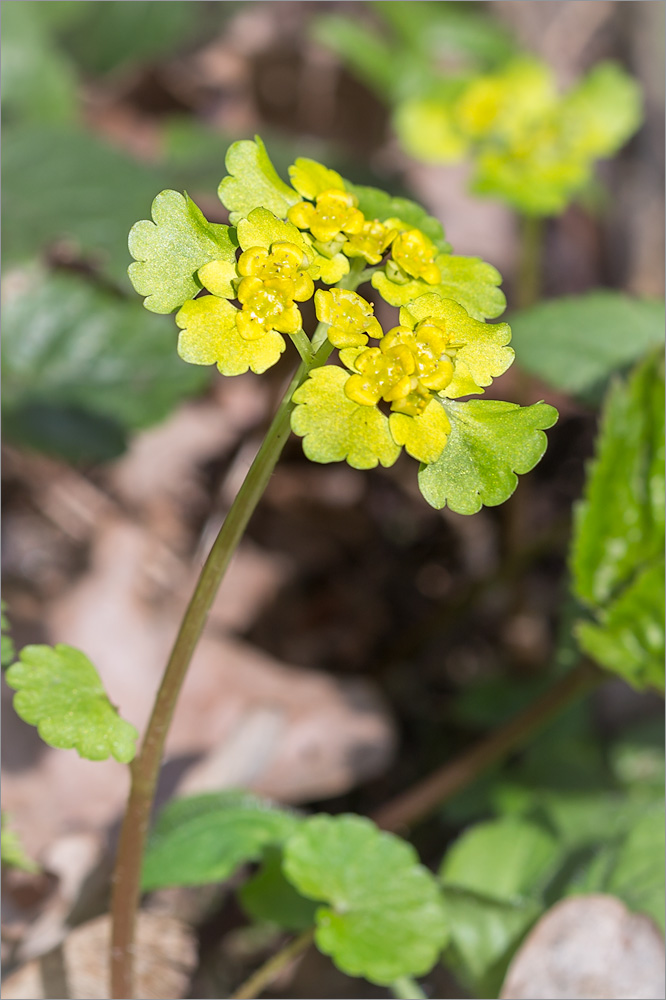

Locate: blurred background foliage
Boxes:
[1,3,664,997]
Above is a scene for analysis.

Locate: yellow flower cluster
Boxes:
[315,289,460,417]
[235,242,313,341]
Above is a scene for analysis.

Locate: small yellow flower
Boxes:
[343,219,396,265]
[343,316,457,416]
[238,242,314,302]
[236,276,303,340]
[288,189,365,244]
[315,288,383,348]
[390,229,441,285]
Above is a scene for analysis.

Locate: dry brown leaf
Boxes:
[501,894,666,1000]
[1,912,196,1000]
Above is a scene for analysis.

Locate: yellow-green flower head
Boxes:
[236,276,303,341]
[288,189,365,245]
[343,219,397,266]
[315,287,382,349]
[389,229,441,285]
[344,318,456,416]
[237,242,314,302]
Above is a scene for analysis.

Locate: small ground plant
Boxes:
[3,133,664,1000]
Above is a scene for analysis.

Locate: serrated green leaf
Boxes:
[176,296,286,376]
[2,270,209,460]
[605,803,665,931]
[576,557,665,692]
[291,366,401,470]
[419,399,557,513]
[344,182,449,253]
[509,293,665,398]
[402,294,513,401]
[1,602,15,669]
[440,818,559,904]
[283,814,448,985]
[240,845,318,932]
[128,190,236,314]
[1,814,39,873]
[571,355,665,609]
[373,255,506,321]
[218,136,301,225]
[5,644,137,763]
[142,791,299,890]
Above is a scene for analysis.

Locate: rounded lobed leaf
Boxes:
[5,644,137,763]
[373,255,506,321]
[418,398,558,514]
[291,366,401,470]
[176,297,286,377]
[218,136,301,225]
[283,814,448,985]
[128,190,236,314]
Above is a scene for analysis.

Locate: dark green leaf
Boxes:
[2,270,209,459]
[605,803,665,931]
[5,644,138,762]
[509,292,665,398]
[1,603,15,670]
[240,846,318,932]
[572,355,664,605]
[418,398,558,514]
[576,557,665,692]
[142,791,299,891]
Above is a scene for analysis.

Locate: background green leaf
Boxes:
[1,813,39,873]
[240,845,318,932]
[418,398,558,513]
[1,603,16,669]
[2,270,209,462]
[142,791,299,891]
[5,644,138,763]
[283,814,448,986]
[509,292,665,398]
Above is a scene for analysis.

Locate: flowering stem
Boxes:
[109,352,330,998]
[516,213,545,310]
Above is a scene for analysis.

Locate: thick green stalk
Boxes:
[516,213,545,310]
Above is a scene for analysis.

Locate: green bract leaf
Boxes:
[373,255,506,321]
[218,136,300,226]
[5,644,137,763]
[283,814,448,985]
[142,791,299,891]
[128,190,236,314]
[509,292,665,398]
[418,399,558,514]
[576,557,665,693]
[289,158,345,199]
[176,296,286,376]
[291,366,401,470]
[1,814,39,874]
[389,400,451,465]
[236,207,309,255]
[571,355,665,608]
[402,295,513,398]
[345,181,450,253]
[1,270,209,461]
[240,846,318,932]
[440,818,559,903]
